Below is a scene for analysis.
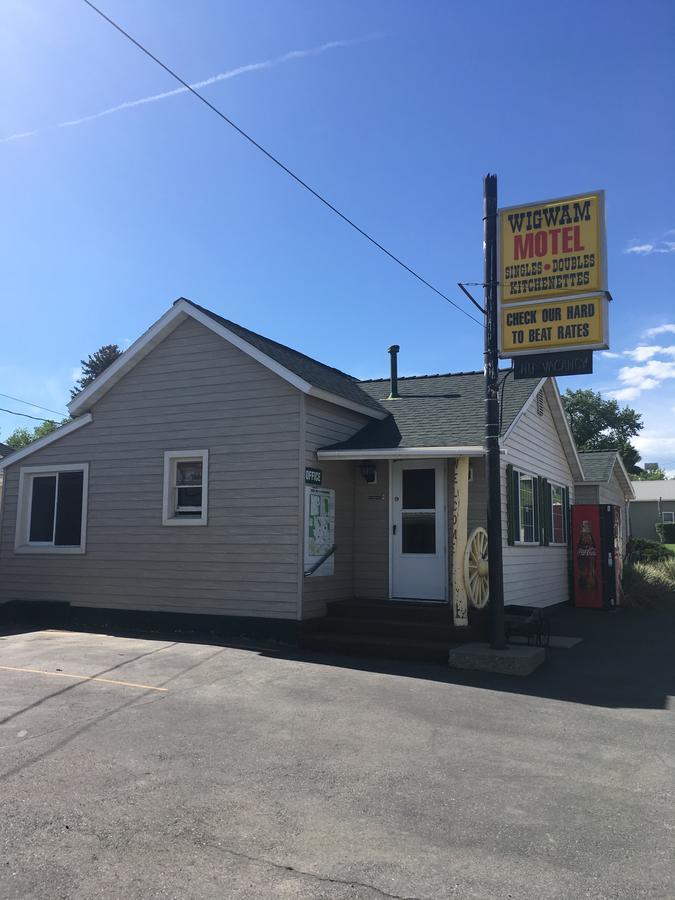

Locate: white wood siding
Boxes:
[0,318,302,619]
[302,397,369,616]
[599,472,630,554]
[501,391,574,606]
[574,484,599,505]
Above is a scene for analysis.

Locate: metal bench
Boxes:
[504,605,551,648]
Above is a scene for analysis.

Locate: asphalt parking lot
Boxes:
[1,610,673,900]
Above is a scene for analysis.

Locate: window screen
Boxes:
[401,468,436,554]
[519,475,536,543]
[55,471,84,545]
[175,459,203,515]
[551,484,565,544]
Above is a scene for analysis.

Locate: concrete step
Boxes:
[304,614,475,643]
[326,599,451,624]
[300,630,452,664]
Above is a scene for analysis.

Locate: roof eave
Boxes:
[0,415,94,469]
[318,446,485,460]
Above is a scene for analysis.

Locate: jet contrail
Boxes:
[1,34,382,144]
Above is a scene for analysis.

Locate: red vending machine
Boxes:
[571,505,623,608]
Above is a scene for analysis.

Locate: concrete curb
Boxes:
[448,642,545,676]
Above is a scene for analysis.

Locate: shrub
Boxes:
[627,537,674,562]
[655,522,675,543]
[623,558,675,609]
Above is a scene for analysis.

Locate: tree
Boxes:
[6,419,66,450]
[561,388,643,473]
[70,344,121,398]
[632,464,667,481]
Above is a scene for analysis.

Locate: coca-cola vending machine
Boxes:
[571,504,622,608]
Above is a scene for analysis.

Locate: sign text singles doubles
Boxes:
[499,295,609,357]
[499,191,606,303]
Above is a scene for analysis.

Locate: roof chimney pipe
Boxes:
[387,345,400,399]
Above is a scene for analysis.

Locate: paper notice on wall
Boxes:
[304,486,335,577]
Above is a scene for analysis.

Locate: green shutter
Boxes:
[533,475,540,545]
[563,486,571,544]
[506,463,515,545]
[539,477,551,546]
[563,486,573,601]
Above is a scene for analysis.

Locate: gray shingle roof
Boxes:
[179,299,385,415]
[578,450,619,482]
[0,441,13,457]
[322,371,540,450]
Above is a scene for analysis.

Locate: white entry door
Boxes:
[391,460,447,601]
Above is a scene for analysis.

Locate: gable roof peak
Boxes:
[69,298,387,420]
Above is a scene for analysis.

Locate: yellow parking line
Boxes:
[0,665,168,692]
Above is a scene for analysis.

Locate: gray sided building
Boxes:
[0,299,585,639]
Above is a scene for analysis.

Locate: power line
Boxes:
[0,407,59,422]
[0,392,67,417]
[80,0,483,327]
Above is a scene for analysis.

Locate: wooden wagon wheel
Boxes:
[464,526,489,609]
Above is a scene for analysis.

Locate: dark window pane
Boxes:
[176,485,202,513]
[402,469,435,510]
[29,476,56,542]
[55,471,84,546]
[176,461,202,486]
[402,512,436,553]
[519,476,535,543]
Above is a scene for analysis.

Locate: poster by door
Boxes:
[304,486,335,577]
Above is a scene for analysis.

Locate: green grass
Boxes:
[665,544,675,554]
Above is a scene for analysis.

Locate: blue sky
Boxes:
[2,0,674,469]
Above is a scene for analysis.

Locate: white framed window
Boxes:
[663,511,675,524]
[162,450,208,526]
[517,472,538,544]
[550,482,566,544]
[15,463,89,554]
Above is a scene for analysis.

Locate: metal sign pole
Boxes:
[483,174,506,649]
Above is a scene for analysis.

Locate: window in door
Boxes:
[401,468,436,554]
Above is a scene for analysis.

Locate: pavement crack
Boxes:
[208,841,433,900]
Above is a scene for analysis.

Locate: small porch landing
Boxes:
[301,599,484,663]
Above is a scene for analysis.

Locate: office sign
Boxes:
[304,467,322,486]
[499,191,606,303]
[513,349,593,380]
[499,295,608,357]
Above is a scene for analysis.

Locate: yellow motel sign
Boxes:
[499,295,609,357]
[497,190,609,358]
[499,191,606,304]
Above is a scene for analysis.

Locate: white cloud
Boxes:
[609,387,641,401]
[623,345,662,361]
[634,434,675,455]
[617,359,675,387]
[1,35,381,144]
[601,351,622,359]
[624,233,675,255]
[644,324,675,338]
